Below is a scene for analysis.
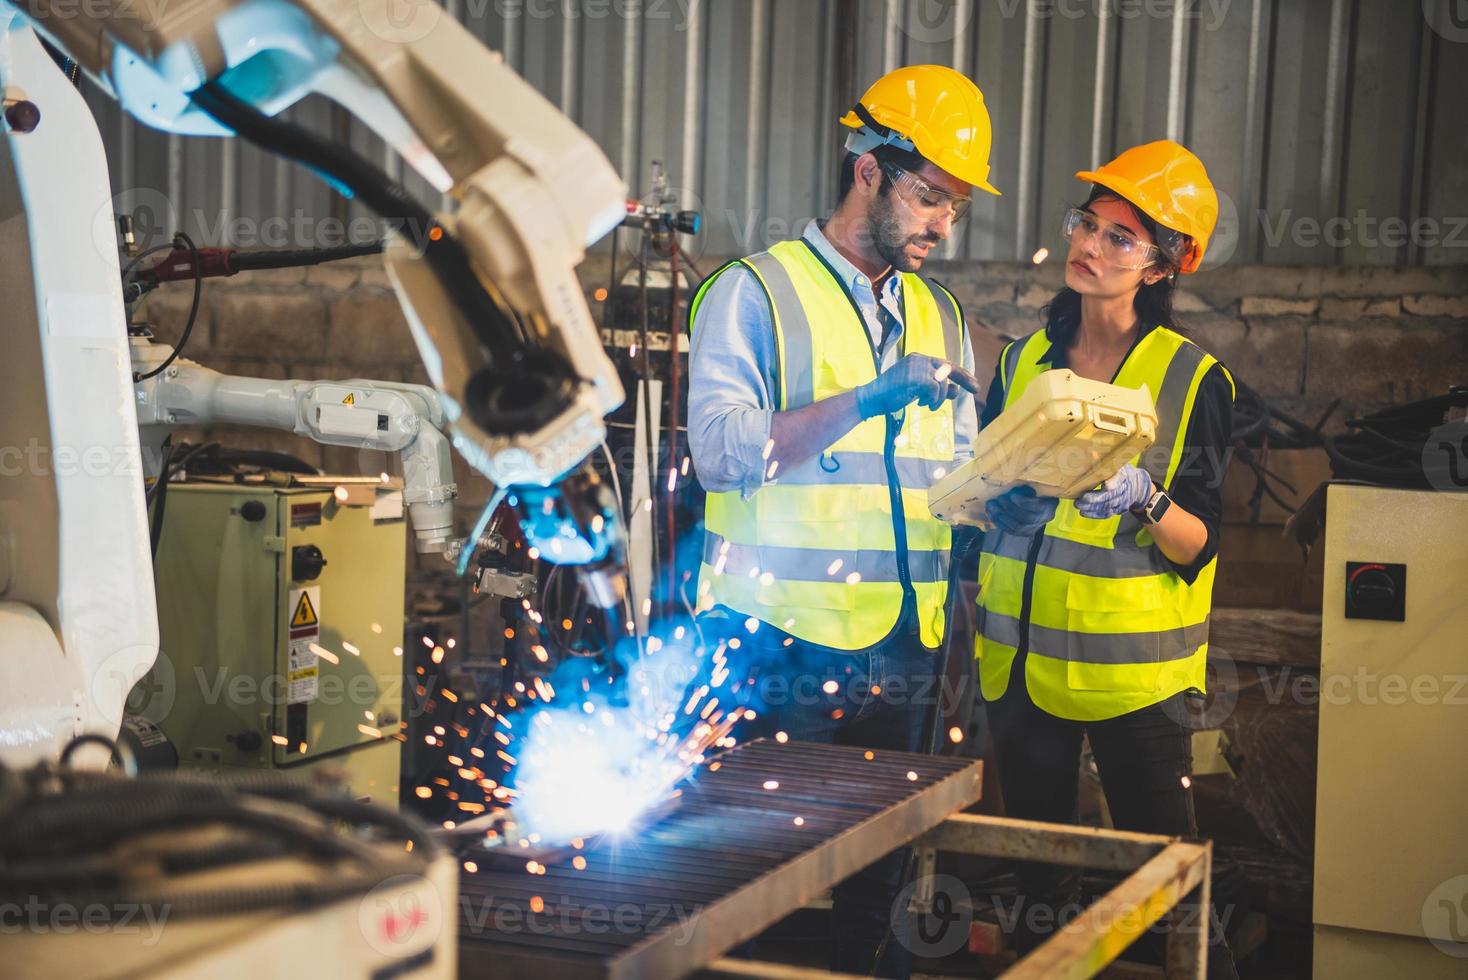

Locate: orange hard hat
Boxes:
[840,65,1000,196]
[1075,140,1217,273]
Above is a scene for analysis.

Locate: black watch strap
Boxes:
[1133,488,1171,526]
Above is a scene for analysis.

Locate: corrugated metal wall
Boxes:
[83,0,1468,267]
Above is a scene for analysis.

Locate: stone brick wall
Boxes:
[144,253,1468,525]
[922,259,1468,426]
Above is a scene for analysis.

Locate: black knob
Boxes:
[227,730,262,753]
[5,100,40,134]
[1350,567,1397,614]
[292,544,327,582]
[673,210,702,235]
[239,500,267,522]
[1345,561,1406,622]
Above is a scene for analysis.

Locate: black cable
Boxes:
[184,446,319,477]
[149,441,219,557]
[189,82,527,356]
[120,240,178,287]
[1323,387,1468,488]
[134,232,202,383]
[228,242,384,270]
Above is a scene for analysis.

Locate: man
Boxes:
[685,65,1000,977]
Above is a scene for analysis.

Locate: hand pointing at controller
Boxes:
[854,354,981,419]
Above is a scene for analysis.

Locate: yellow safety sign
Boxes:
[291,590,319,628]
[342,393,355,405]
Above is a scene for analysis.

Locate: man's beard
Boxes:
[867,192,941,273]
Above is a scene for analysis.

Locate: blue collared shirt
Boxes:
[688,219,978,496]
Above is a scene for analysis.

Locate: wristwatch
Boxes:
[1132,487,1172,526]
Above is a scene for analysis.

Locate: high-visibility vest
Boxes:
[975,325,1235,721]
[690,238,966,651]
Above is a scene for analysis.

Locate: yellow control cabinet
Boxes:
[136,481,407,805]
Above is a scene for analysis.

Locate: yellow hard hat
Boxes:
[1074,139,1218,274]
[840,65,1000,196]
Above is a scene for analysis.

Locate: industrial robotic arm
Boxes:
[131,338,458,554]
[12,0,630,562]
[0,0,635,765]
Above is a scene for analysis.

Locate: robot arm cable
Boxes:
[189,82,533,361]
[133,232,202,383]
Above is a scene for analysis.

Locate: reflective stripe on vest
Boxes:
[976,326,1235,722]
[691,238,965,651]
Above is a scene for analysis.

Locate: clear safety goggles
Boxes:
[1062,206,1163,270]
[881,164,973,224]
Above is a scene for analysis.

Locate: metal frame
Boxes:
[710,813,1212,980]
[456,743,985,980]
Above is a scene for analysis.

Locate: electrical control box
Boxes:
[135,480,408,804]
[928,369,1159,528]
[1313,483,1468,977]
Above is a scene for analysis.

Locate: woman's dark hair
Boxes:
[1042,185,1192,349]
[836,144,929,204]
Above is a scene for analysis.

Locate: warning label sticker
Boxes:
[287,586,321,705]
[291,590,319,628]
[342,392,355,405]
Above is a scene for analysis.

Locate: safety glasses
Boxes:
[1062,206,1163,270]
[880,164,973,224]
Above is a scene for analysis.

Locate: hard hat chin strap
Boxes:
[844,103,918,157]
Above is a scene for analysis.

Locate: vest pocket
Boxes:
[1062,574,1173,693]
[753,488,860,611]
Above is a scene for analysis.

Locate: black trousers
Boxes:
[987,679,1240,978]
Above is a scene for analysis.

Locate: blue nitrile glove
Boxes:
[984,485,1058,536]
[854,353,980,419]
[1076,464,1154,519]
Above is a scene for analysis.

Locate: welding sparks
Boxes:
[495,621,746,845]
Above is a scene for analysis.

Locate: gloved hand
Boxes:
[1076,463,1154,519]
[984,485,1058,536]
[854,354,980,419]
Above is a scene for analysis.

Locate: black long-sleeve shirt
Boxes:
[980,326,1234,585]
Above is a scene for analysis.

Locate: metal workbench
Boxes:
[455,739,1212,980]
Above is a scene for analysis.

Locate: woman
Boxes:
[976,140,1239,977]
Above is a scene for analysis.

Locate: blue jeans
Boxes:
[694,604,945,978]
